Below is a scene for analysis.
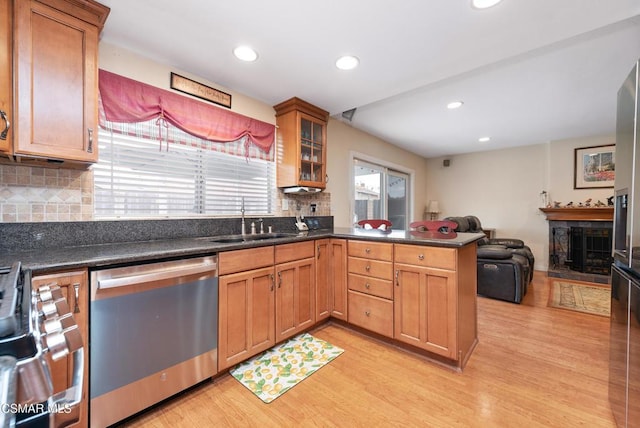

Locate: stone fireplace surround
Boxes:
[539,207,613,284]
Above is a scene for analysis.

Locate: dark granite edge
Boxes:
[1,228,483,273]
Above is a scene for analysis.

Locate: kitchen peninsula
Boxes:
[0,218,483,426]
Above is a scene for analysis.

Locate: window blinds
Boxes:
[94,124,276,218]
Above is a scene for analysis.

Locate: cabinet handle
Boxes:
[365,310,371,317]
[270,274,274,291]
[418,254,425,261]
[0,110,10,140]
[72,283,80,313]
[277,271,282,288]
[365,283,370,289]
[325,174,329,183]
[365,264,371,272]
[87,128,94,153]
[365,248,371,254]
[317,245,321,259]
[395,270,400,286]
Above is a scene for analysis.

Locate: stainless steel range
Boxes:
[0,262,84,428]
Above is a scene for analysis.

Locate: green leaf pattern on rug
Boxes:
[230,333,344,403]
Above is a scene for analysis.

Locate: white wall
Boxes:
[326,120,429,228]
[425,136,616,272]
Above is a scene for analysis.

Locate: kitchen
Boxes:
[0,0,639,427]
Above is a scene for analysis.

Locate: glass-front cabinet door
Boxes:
[299,114,325,186]
[274,97,328,190]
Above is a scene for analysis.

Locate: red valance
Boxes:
[98,69,275,153]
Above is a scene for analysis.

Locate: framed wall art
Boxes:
[574,144,615,189]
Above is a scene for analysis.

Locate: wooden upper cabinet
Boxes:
[13,0,109,163]
[273,97,329,189]
[0,0,12,154]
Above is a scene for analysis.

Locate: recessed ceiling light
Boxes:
[447,101,464,109]
[233,46,258,62]
[471,0,503,9]
[478,136,491,142]
[335,55,359,70]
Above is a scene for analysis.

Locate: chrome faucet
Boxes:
[240,197,246,235]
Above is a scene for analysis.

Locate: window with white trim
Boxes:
[93,120,276,218]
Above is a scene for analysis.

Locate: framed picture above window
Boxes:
[574,144,615,189]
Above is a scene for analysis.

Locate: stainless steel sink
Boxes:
[207,232,297,243]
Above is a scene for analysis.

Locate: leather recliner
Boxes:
[463,215,535,282]
[445,215,533,304]
[476,245,529,303]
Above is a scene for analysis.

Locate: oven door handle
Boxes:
[97,263,217,290]
[48,348,84,427]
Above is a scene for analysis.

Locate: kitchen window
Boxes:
[93,120,276,218]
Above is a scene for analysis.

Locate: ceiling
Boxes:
[99,0,640,158]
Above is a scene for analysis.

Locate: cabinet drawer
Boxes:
[348,257,393,280]
[219,246,274,275]
[348,240,393,261]
[348,290,393,337]
[348,274,393,300]
[394,244,456,270]
[275,241,315,264]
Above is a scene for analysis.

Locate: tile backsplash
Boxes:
[0,164,94,222]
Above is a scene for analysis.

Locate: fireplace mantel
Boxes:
[539,207,613,221]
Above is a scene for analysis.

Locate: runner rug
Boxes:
[230,332,344,403]
[548,280,611,317]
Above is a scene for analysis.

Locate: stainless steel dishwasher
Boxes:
[89,256,218,428]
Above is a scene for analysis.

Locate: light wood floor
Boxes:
[120,272,615,427]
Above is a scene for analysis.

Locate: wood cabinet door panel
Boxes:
[275,258,315,342]
[394,268,423,343]
[0,0,12,153]
[14,0,99,161]
[425,273,457,356]
[249,270,276,354]
[394,264,457,359]
[218,267,275,370]
[315,240,330,320]
[275,265,296,340]
[330,239,348,320]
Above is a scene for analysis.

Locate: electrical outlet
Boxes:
[282,199,289,211]
[310,203,317,213]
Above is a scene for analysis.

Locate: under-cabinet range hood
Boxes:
[282,186,323,194]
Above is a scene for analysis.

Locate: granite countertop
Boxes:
[1,228,484,273]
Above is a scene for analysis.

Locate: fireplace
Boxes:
[569,227,612,275]
[540,207,613,284]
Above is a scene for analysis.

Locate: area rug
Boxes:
[548,280,610,317]
[230,333,344,403]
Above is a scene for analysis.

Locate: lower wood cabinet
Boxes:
[218,238,478,370]
[218,266,275,371]
[218,246,275,371]
[348,290,394,337]
[316,239,348,321]
[393,263,457,358]
[275,241,316,342]
[393,243,478,365]
[32,269,88,428]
